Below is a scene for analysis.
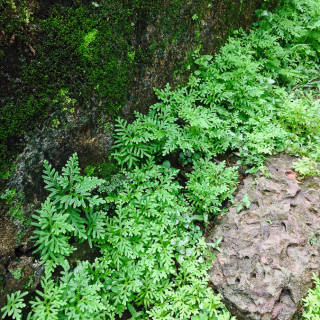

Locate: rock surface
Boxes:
[208,153,320,320]
[0,256,43,311]
[8,108,113,205]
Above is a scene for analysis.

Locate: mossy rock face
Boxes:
[124,0,279,116]
[1,0,279,202]
[0,0,135,175]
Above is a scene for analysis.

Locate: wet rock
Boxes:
[208,153,320,320]
[8,108,113,206]
[0,256,42,310]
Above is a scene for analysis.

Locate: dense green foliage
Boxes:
[1,0,320,318]
[303,275,320,319]
[112,0,320,170]
[185,159,238,222]
[1,154,234,319]
[293,156,320,176]
[0,290,27,320]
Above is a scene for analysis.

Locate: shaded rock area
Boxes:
[0,216,17,266]
[0,256,43,312]
[9,108,113,205]
[208,153,320,320]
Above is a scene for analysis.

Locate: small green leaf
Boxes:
[242,193,251,208]
[162,160,171,169]
[127,303,137,317]
[237,203,243,213]
[207,237,223,251]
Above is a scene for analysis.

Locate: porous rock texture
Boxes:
[208,153,320,320]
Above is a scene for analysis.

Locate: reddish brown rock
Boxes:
[208,153,320,320]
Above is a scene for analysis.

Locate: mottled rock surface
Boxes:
[208,153,320,320]
[124,0,278,116]
[0,256,43,311]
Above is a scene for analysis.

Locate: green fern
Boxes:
[1,291,27,320]
[32,199,75,264]
[43,153,106,209]
[302,275,320,319]
[33,153,108,264]
[186,159,238,222]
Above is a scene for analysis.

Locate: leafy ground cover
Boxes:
[1,0,320,318]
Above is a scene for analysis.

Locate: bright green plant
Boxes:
[1,290,27,320]
[0,188,16,204]
[236,194,251,213]
[277,93,320,160]
[186,159,238,222]
[179,150,201,166]
[302,275,320,319]
[101,160,229,318]
[32,153,107,265]
[32,199,76,264]
[27,263,113,320]
[10,268,22,281]
[20,155,233,319]
[294,157,320,176]
[112,0,320,170]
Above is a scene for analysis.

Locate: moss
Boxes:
[1,0,205,163]
[0,0,136,175]
[23,2,134,114]
[1,188,32,233]
[24,274,35,289]
[10,267,22,280]
[85,157,120,181]
[0,0,36,47]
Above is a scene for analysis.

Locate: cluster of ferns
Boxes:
[1,0,320,318]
